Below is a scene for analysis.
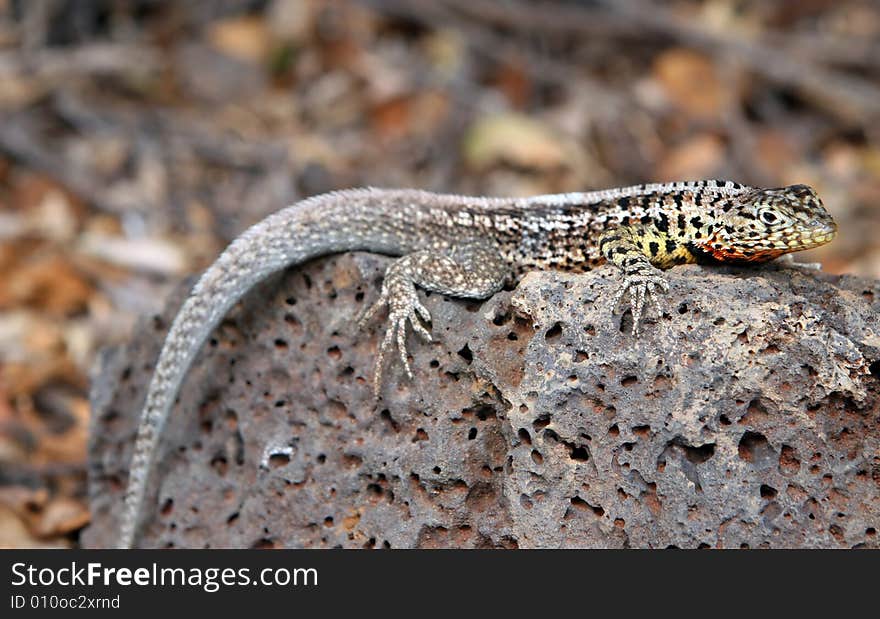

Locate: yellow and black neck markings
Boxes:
[581,182,837,289]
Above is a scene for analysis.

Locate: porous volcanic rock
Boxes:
[83,252,880,548]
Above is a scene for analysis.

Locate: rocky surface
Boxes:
[83,253,880,548]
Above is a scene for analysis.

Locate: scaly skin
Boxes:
[116,180,837,548]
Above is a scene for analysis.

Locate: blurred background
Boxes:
[0,0,878,547]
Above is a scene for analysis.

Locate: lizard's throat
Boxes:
[688,239,786,264]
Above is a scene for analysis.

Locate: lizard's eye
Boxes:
[759,211,778,224]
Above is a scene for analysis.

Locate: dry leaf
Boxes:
[77,232,188,276]
[208,16,273,64]
[370,91,449,140]
[0,485,49,514]
[0,506,61,548]
[32,393,89,466]
[463,113,573,171]
[0,311,84,398]
[493,62,532,109]
[0,250,92,316]
[656,133,725,180]
[654,48,725,120]
[34,497,90,537]
[370,95,411,140]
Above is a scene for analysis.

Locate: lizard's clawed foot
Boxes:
[359,281,432,397]
[611,272,669,335]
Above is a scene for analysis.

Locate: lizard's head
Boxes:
[697,184,837,263]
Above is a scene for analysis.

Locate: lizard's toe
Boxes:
[410,315,433,342]
[371,286,432,397]
[776,254,822,271]
[414,299,432,324]
[393,313,414,379]
[612,272,669,336]
[357,294,386,330]
[646,279,668,318]
[372,319,398,397]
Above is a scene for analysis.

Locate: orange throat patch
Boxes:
[693,241,786,264]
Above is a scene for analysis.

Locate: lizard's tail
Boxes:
[116,189,409,548]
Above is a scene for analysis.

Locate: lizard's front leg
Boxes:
[359,240,509,396]
[599,225,671,335]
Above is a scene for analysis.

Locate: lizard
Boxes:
[115,179,837,548]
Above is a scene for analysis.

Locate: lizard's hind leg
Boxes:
[359,240,509,397]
